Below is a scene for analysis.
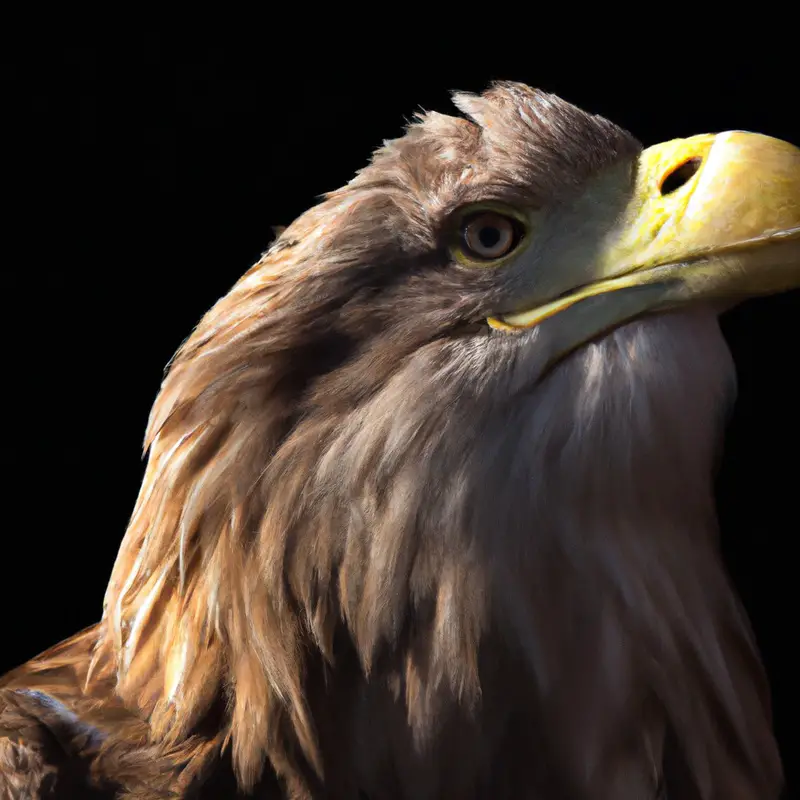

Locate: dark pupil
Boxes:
[478,225,501,249]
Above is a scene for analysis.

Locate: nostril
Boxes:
[660,157,703,195]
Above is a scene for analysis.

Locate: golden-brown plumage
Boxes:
[2,82,795,798]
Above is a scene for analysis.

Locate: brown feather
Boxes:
[0,82,781,798]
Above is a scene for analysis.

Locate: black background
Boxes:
[2,24,798,794]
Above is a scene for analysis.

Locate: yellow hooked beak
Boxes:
[488,132,800,340]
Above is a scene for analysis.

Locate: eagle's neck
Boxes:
[300,312,776,799]
[94,304,780,799]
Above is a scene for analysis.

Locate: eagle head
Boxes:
[97,82,799,798]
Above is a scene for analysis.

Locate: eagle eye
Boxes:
[457,211,526,263]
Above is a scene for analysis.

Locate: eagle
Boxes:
[1,81,798,799]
